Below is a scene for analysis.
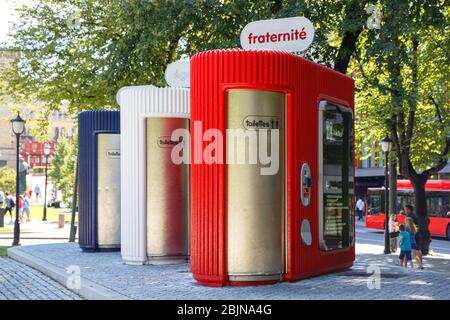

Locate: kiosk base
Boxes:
[146,255,189,265]
[196,279,280,287]
[81,246,120,253]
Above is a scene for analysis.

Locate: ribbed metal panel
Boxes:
[117,85,190,265]
[78,110,120,251]
[190,49,355,286]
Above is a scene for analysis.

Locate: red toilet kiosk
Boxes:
[190,49,355,286]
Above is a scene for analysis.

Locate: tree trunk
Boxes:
[333,1,367,74]
[333,28,363,74]
[412,178,431,255]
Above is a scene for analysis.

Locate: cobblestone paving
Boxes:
[10,243,450,300]
[0,257,81,300]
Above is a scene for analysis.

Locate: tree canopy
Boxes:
[354,0,449,179]
[48,133,77,204]
[5,0,444,171]
[0,167,16,194]
[1,0,373,113]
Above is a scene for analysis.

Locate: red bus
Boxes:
[366,180,450,240]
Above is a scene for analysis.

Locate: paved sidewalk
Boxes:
[0,220,77,246]
[0,220,71,237]
[7,242,450,300]
[0,257,81,300]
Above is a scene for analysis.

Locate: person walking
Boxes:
[22,192,31,222]
[406,217,424,269]
[356,197,365,221]
[4,192,15,224]
[0,191,4,226]
[34,184,41,202]
[389,214,399,253]
[18,195,24,223]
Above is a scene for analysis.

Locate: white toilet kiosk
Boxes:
[117,85,190,265]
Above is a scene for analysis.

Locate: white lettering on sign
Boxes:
[164,60,190,88]
[240,16,314,52]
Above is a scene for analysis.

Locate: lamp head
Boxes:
[11,112,25,135]
[380,137,393,153]
[44,142,51,156]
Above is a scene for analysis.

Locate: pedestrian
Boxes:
[356,197,365,221]
[22,192,31,222]
[34,184,41,202]
[4,192,15,224]
[389,214,399,253]
[405,205,419,226]
[406,217,424,269]
[18,195,24,223]
[398,224,414,268]
[0,191,4,224]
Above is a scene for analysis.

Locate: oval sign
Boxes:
[164,60,190,88]
[240,16,314,52]
[301,219,312,246]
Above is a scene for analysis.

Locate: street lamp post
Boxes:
[69,154,78,242]
[11,112,25,246]
[42,142,51,221]
[381,137,393,254]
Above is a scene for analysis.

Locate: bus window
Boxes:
[397,191,414,214]
[367,191,384,215]
[443,192,450,217]
[427,195,442,217]
[426,192,450,217]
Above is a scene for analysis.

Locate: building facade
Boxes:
[19,140,56,170]
[0,49,75,170]
[0,49,20,168]
[355,141,450,199]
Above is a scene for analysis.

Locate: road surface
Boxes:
[356,220,450,255]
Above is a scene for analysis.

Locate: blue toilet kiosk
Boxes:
[78,110,121,252]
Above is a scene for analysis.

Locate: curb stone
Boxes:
[7,246,130,300]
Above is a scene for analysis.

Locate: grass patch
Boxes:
[0,226,31,234]
[0,205,77,231]
[0,226,14,233]
[28,205,78,224]
[0,246,8,257]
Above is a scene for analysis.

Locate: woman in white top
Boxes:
[389,213,399,252]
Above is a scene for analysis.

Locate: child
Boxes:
[398,224,414,268]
